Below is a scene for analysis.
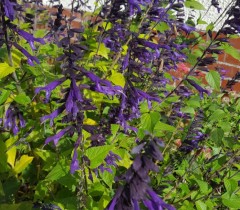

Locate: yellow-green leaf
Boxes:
[96,43,110,59]
[14,155,34,174]
[108,71,125,88]
[0,62,15,79]
[12,49,22,68]
[83,118,97,125]
[6,147,16,168]
[14,93,31,106]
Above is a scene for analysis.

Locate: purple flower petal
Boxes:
[41,106,65,126]
[45,126,72,146]
[35,78,65,102]
[70,149,80,174]
[186,79,209,98]
[13,28,45,51]
[4,0,15,20]
[179,23,195,34]
[13,43,40,66]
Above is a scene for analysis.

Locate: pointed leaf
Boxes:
[108,71,125,88]
[0,62,15,79]
[85,145,113,169]
[206,70,220,91]
[14,93,31,106]
[14,155,34,174]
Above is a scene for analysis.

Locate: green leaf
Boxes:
[56,174,78,191]
[185,0,206,10]
[100,169,115,188]
[206,70,221,91]
[45,160,68,181]
[140,112,160,133]
[150,112,161,128]
[155,22,170,33]
[154,121,176,132]
[0,89,10,105]
[85,145,113,169]
[96,43,110,59]
[195,179,210,194]
[197,18,208,25]
[6,146,16,168]
[224,178,238,194]
[210,128,224,146]
[181,107,195,115]
[108,71,125,88]
[13,155,34,174]
[222,193,240,208]
[206,23,214,32]
[221,43,240,60]
[196,200,207,210]
[14,93,31,106]
[0,62,15,79]
[140,113,152,132]
[186,53,198,65]
[34,180,50,200]
[34,148,56,162]
[209,109,225,122]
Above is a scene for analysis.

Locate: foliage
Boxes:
[0,0,239,209]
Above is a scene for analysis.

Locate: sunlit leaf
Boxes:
[14,155,34,174]
[86,145,113,169]
[0,62,15,79]
[206,70,221,91]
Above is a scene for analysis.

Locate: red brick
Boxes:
[229,37,240,50]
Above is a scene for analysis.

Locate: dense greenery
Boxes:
[0,0,239,209]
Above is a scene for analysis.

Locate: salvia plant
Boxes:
[0,0,239,209]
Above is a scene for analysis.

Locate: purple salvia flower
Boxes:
[179,23,195,34]
[12,120,19,135]
[65,79,83,117]
[45,126,72,146]
[108,197,117,210]
[70,152,79,174]
[84,71,122,95]
[105,151,121,167]
[4,0,16,20]
[129,0,142,16]
[13,28,45,51]
[70,136,81,174]
[106,138,172,209]
[140,39,160,50]
[18,112,26,128]
[13,43,40,66]
[99,165,113,173]
[211,0,221,13]
[122,52,130,71]
[180,110,206,153]
[136,89,161,108]
[133,199,140,210]
[186,79,209,98]
[35,78,66,102]
[41,106,65,126]
[143,189,176,210]
[4,105,26,135]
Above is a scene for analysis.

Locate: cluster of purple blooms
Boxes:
[2,105,26,135]
[107,138,175,210]
[179,109,206,153]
